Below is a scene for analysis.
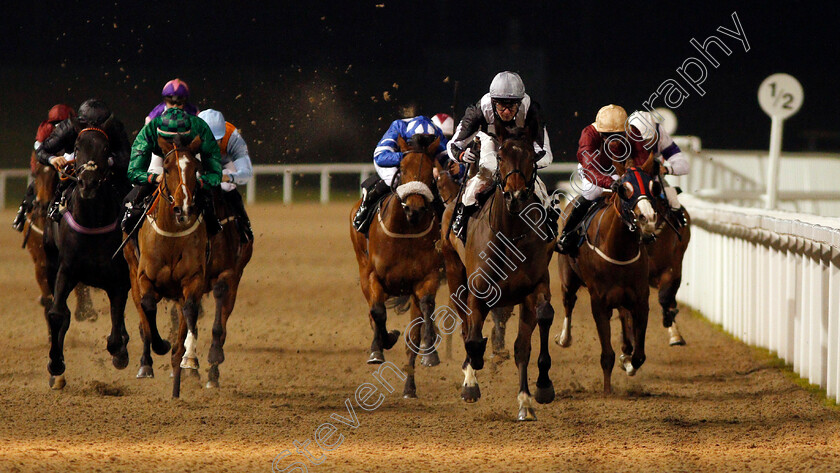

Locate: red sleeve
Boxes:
[35,121,53,143]
[577,125,614,188]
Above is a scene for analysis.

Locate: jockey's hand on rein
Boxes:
[460,147,476,164]
[49,155,68,170]
[609,180,621,194]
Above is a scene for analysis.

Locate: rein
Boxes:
[147,146,191,216]
[584,194,642,266]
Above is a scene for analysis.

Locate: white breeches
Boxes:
[462,173,550,208]
[374,163,398,187]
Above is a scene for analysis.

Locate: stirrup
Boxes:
[12,206,27,232]
[555,232,578,255]
[353,203,368,231]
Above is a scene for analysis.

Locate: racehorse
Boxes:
[554,155,660,394]
[349,134,444,398]
[23,161,96,322]
[440,129,555,421]
[555,174,692,349]
[123,135,207,397]
[43,124,131,389]
[645,194,691,346]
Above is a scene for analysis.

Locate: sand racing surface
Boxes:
[1,203,839,472]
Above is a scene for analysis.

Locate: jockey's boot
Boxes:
[450,203,478,243]
[672,206,687,228]
[556,195,595,255]
[226,190,253,243]
[120,184,154,233]
[544,206,560,240]
[12,182,36,231]
[47,194,65,223]
[198,187,223,236]
[353,178,389,233]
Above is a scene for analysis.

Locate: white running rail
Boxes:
[680,194,840,402]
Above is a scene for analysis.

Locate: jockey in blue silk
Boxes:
[352,114,462,233]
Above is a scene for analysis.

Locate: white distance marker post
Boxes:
[758,73,803,209]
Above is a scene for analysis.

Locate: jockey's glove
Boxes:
[460,147,477,164]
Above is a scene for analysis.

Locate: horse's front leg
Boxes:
[416,275,441,368]
[533,284,555,406]
[618,308,637,376]
[138,272,170,356]
[490,306,513,361]
[461,293,488,403]
[513,298,538,421]
[180,275,205,373]
[105,285,130,370]
[207,273,241,389]
[555,260,581,348]
[366,273,399,365]
[630,291,650,373]
[47,266,76,390]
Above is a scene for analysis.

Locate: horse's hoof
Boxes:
[208,345,225,365]
[620,354,637,376]
[152,339,171,356]
[49,375,66,390]
[206,380,220,389]
[383,330,401,350]
[420,351,440,367]
[403,390,417,399]
[461,384,481,403]
[367,351,385,364]
[517,407,537,421]
[136,365,154,378]
[180,357,199,370]
[534,383,556,404]
[669,336,686,346]
[554,332,572,348]
[112,351,130,370]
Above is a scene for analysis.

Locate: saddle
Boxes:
[358,192,391,237]
[571,197,609,249]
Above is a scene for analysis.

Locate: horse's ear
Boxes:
[397,135,410,152]
[158,136,173,154]
[100,113,114,131]
[189,135,202,154]
[426,137,440,157]
[71,117,83,134]
[641,151,655,174]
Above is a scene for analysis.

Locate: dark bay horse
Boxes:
[646,192,691,346]
[440,130,555,421]
[23,160,96,322]
[123,135,208,398]
[555,155,660,394]
[43,124,131,389]
[349,134,444,398]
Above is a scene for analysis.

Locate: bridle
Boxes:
[613,167,654,234]
[147,145,196,215]
[60,127,112,183]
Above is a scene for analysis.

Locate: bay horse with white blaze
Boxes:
[555,155,660,394]
[43,124,131,389]
[441,129,555,421]
[350,134,444,398]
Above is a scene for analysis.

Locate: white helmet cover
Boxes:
[627,111,658,142]
[198,109,226,140]
[431,113,454,138]
[489,71,525,100]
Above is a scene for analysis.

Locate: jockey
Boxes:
[197,109,254,242]
[122,107,222,235]
[351,114,460,233]
[12,104,75,231]
[627,110,689,224]
[556,104,650,254]
[35,99,133,221]
[145,78,200,124]
[431,113,455,139]
[448,71,554,242]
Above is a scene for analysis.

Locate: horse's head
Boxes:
[495,128,537,214]
[157,134,202,224]
[396,134,438,226]
[73,118,112,199]
[613,153,660,239]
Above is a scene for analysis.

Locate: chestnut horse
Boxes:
[23,160,96,322]
[441,130,555,421]
[349,134,444,398]
[555,155,660,394]
[124,135,208,398]
[43,125,131,389]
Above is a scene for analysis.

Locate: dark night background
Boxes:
[1,0,838,169]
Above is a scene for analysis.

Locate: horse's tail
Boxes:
[385,295,412,315]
